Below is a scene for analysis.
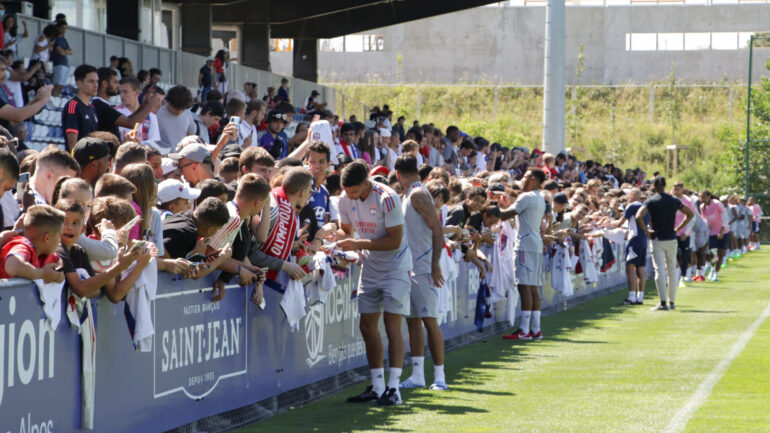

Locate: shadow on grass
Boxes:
[243,282,658,433]
[676,309,736,314]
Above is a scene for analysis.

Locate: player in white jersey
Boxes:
[500,168,547,341]
[392,154,448,391]
[337,161,413,406]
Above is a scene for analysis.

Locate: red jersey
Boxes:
[0,236,59,279]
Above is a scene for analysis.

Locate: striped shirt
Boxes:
[207,201,242,251]
[61,97,98,140]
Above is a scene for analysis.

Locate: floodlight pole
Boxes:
[745,35,753,200]
[542,0,566,154]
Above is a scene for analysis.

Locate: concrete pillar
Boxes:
[181,3,212,57]
[106,0,140,40]
[241,23,271,71]
[542,0,566,154]
[293,38,318,83]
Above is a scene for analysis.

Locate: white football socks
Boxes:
[637,291,644,303]
[520,311,532,335]
[408,356,425,385]
[371,368,386,395]
[388,368,402,390]
[433,364,445,384]
[531,311,541,333]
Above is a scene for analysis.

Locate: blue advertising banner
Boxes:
[0,244,630,433]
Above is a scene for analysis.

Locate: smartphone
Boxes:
[259,298,266,310]
[129,240,146,253]
[16,172,29,198]
[229,116,241,125]
[187,253,206,262]
[120,215,141,232]
[7,137,19,148]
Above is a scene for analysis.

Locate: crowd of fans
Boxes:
[0,9,764,407]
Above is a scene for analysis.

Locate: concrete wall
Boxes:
[270,4,770,84]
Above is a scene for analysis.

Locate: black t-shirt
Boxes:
[162,210,199,259]
[298,204,319,242]
[644,192,682,241]
[467,213,483,232]
[445,204,466,227]
[57,243,94,277]
[62,97,98,140]
[92,97,122,139]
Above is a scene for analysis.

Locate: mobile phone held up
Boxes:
[229,116,241,125]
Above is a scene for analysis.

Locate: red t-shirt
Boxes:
[0,236,59,279]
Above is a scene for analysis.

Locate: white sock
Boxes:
[409,356,425,384]
[388,367,402,390]
[531,311,541,333]
[519,311,532,334]
[371,368,386,395]
[433,364,445,384]
[627,291,636,301]
[637,291,644,302]
[697,267,704,277]
[713,271,719,279]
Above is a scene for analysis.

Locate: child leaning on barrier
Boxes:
[0,204,65,282]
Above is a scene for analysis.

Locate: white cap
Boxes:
[160,158,177,176]
[379,128,391,138]
[157,179,201,205]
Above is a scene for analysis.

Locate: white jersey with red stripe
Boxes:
[208,201,242,251]
[339,181,412,287]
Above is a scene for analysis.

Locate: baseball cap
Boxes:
[267,110,287,123]
[167,143,211,163]
[488,182,506,193]
[531,149,543,158]
[379,128,392,138]
[311,90,320,97]
[72,137,110,167]
[553,192,569,205]
[157,179,201,205]
[160,158,177,176]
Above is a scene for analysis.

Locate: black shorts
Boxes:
[625,239,647,267]
[709,233,729,250]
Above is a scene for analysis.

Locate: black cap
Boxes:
[72,137,110,167]
[488,182,506,193]
[337,153,353,165]
[204,100,225,117]
[553,192,569,205]
[267,110,287,123]
[311,90,320,97]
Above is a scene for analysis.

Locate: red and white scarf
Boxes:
[261,187,298,281]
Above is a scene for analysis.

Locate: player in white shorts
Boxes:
[337,160,413,406]
[500,168,547,341]
[392,154,448,391]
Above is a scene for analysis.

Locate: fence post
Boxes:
[417,86,422,119]
[494,86,499,118]
[649,85,655,123]
[729,86,735,122]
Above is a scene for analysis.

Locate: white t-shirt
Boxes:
[474,153,487,173]
[6,80,24,108]
[511,190,546,252]
[1,190,20,228]
[338,182,412,286]
[310,120,338,164]
[116,105,161,142]
[238,122,257,148]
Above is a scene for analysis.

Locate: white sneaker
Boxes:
[684,276,692,283]
[678,278,687,288]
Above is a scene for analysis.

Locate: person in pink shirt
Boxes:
[673,181,696,286]
[748,196,763,250]
[699,190,728,281]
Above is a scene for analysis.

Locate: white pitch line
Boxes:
[662,301,770,433]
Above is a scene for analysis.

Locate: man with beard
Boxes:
[92,67,159,140]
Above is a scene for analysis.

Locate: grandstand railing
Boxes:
[13,14,336,119]
[0,242,634,433]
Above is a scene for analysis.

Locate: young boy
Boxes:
[157,179,200,220]
[55,199,140,298]
[0,205,65,282]
[220,157,239,184]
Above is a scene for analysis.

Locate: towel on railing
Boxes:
[123,258,158,352]
[33,278,65,332]
[280,278,307,331]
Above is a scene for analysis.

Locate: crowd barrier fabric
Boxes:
[0,243,630,432]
